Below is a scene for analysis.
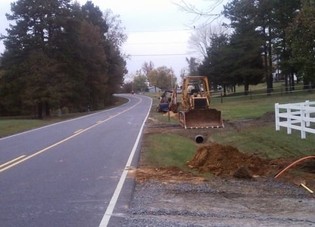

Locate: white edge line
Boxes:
[99,96,152,227]
[0,94,132,141]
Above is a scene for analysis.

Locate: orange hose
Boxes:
[274,156,315,179]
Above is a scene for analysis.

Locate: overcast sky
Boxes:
[0,0,228,80]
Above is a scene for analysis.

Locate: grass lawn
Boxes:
[212,123,315,159]
[212,90,315,120]
[0,119,53,138]
[142,133,196,168]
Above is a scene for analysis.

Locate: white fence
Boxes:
[275,100,315,139]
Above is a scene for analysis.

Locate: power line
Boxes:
[126,28,193,33]
[126,42,188,45]
[128,53,189,57]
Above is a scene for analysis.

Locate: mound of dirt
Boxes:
[187,143,270,178]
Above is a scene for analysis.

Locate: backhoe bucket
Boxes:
[179,109,223,129]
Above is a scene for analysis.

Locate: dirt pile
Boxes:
[187,143,270,178]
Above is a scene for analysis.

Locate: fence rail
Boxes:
[275,100,315,139]
[212,87,314,103]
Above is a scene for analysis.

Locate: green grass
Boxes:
[142,133,197,168]
[211,123,315,159]
[211,90,315,120]
[0,119,52,137]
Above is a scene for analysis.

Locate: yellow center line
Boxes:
[74,129,84,134]
[0,155,27,173]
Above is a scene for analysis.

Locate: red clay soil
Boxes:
[135,141,315,190]
[187,143,272,178]
[186,143,315,191]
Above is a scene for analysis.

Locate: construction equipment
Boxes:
[178,76,223,129]
[156,89,179,113]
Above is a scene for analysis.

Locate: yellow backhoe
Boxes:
[178,76,224,129]
[156,89,179,113]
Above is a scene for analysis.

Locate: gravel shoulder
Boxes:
[116,177,314,226]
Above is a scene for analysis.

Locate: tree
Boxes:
[270,0,301,91]
[0,0,127,116]
[141,61,154,76]
[286,0,315,88]
[175,0,223,23]
[102,9,127,103]
[228,31,265,94]
[224,0,302,94]
[185,57,199,76]
[254,0,275,93]
[199,29,264,95]
[188,23,227,58]
[80,1,126,106]
[147,69,159,91]
[133,74,148,92]
[255,0,301,92]
[103,9,127,49]
[1,0,72,116]
[121,81,133,93]
[147,66,176,91]
[199,34,235,95]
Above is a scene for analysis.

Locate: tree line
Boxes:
[0,0,127,118]
[123,61,177,93]
[196,0,315,95]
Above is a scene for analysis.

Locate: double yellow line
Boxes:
[0,155,28,173]
[0,123,105,173]
[0,129,85,173]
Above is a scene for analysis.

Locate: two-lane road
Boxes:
[0,94,152,227]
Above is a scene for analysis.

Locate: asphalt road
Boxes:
[0,94,152,227]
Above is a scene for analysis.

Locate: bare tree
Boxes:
[174,1,231,58]
[188,22,229,58]
[141,61,154,76]
[174,0,223,20]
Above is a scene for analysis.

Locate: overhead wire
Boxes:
[128,53,189,57]
[124,1,228,60]
[126,28,193,33]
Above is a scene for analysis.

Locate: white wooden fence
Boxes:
[275,100,315,139]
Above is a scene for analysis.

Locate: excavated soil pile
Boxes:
[188,143,270,178]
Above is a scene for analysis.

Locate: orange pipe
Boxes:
[274,156,315,179]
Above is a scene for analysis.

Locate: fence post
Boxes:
[305,100,310,127]
[275,103,280,131]
[287,106,292,135]
[301,105,306,139]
